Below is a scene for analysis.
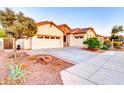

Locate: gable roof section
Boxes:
[58,24,71,30]
[36,21,97,36]
[36,21,64,34]
[69,27,96,35]
[96,34,105,37]
[58,24,71,35]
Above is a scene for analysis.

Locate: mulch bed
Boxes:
[81,47,105,53]
[0,52,73,85]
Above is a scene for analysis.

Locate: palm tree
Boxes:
[111,25,124,36]
[111,25,118,35]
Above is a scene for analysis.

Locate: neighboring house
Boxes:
[67,27,96,47]
[96,34,105,44]
[96,34,110,44]
[0,21,97,50]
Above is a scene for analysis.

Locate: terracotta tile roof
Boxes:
[58,24,71,30]
[36,21,97,36]
[96,34,110,39]
[96,34,105,37]
[69,27,96,35]
[58,24,71,35]
[69,28,80,34]
[37,21,54,26]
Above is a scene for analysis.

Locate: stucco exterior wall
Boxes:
[0,38,4,50]
[37,24,62,36]
[68,30,96,47]
[16,38,31,49]
[68,34,84,47]
[16,39,25,49]
[32,24,64,49]
[84,30,96,39]
[97,37,104,44]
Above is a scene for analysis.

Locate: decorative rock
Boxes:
[37,56,53,65]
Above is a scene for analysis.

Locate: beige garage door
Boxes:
[32,35,62,49]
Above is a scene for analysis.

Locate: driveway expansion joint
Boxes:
[64,69,98,85]
[87,53,118,79]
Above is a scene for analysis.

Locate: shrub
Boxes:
[113,41,122,47]
[100,44,109,50]
[114,46,121,49]
[104,43,111,48]
[83,37,101,49]
[103,39,111,48]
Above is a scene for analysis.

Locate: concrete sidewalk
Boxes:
[61,51,124,85]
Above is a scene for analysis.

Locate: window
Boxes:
[75,36,79,39]
[37,35,43,39]
[45,36,49,39]
[56,36,60,39]
[74,36,83,39]
[80,36,83,38]
[51,36,55,39]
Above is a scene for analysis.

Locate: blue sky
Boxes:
[0,7,124,36]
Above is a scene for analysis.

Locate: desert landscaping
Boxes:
[0,51,73,85]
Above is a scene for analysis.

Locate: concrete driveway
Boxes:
[26,47,99,64]
[26,47,124,85]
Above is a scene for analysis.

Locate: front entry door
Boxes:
[64,36,67,47]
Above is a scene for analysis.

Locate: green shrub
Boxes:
[114,46,121,49]
[83,37,101,49]
[104,43,111,48]
[100,44,109,50]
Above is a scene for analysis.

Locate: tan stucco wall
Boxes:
[68,30,96,47]
[97,37,104,44]
[32,24,64,49]
[67,34,84,47]
[84,30,96,39]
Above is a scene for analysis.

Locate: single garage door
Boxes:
[32,35,62,49]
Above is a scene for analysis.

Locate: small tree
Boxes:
[0,8,37,63]
[83,37,101,49]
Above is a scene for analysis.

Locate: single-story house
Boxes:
[0,21,97,50]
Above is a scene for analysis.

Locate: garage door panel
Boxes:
[32,39,61,49]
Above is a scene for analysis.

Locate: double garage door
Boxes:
[32,35,62,49]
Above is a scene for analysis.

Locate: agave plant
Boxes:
[8,64,29,81]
